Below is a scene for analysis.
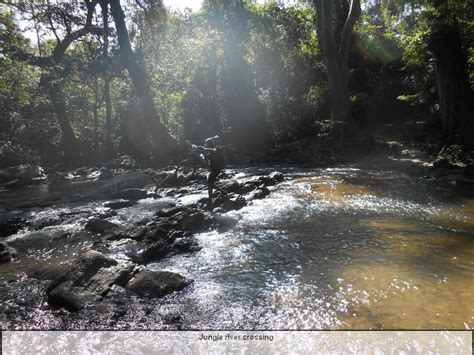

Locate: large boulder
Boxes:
[0,242,17,263]
[47,250,136,311]
[126,270,192,298]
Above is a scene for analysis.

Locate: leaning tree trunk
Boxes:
[429,20,474,149]
[108,0,178,160]
[313,0,361,147]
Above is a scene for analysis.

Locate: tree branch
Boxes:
[51,0,101,61]
[338,0,360,63]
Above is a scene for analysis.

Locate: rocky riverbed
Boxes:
[0,158,285,329]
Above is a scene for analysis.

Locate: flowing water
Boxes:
[153,163,474,330]
[1,155,473,330]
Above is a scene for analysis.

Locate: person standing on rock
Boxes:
[195,135,227,208]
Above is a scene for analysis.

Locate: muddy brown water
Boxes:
[1,157,473,329]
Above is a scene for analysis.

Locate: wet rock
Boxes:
[142,227,168,244]
[111,188,148,201]
[47,250,136,312]
[214,193,246,211]
[248,186,270,200]
[172,237,200,254]
[126,270,192,298]
[155,206,185,218]
[105,155,139,170]
[220,180,243,194]
[0,242,17,263]
[0,165,47,188]
[180,210,214,233]
[105,225,149,242]
[141,240,171,263]
[0,216,26,238]
[104,200,136,210]
[85,219,118,234]
[268,171,284,184]
[73,168,89,177]
[32,216,62,230]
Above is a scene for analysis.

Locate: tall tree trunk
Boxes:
[47,82,81,161]
[313,0,361,146]
[428,9,474,149]
[93,77,99,154]
[40,0,100,163]
[108,0,178,160]
[101,1,113,158]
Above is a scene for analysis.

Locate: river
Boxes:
[1,151,473,329]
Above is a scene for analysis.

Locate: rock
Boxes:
[215,193,246,211]
[105,155,139,170]
[48,281,99,312]
[180,211,214,233]
[155,206,185,218]
[104,200,136,210]
[0,216,26,238]
[31,216,62,230]
[220,180,244,194]
[73,168,89,177]
[248,186,270,200]
[112,188,148,201]
[85,219,118,234]
[0,242,17,263]
[0,165,47,188]
[172,237,200,253]
[141,240,171,263]
[268,171,284,184]
[126,270,192,298]
[142,227,168,244]
[47,250,135,311]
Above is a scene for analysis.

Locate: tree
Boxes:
[108,0,178,160]
[100,0,113,158]
[312,0,361,142]
[427,0,474,149]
